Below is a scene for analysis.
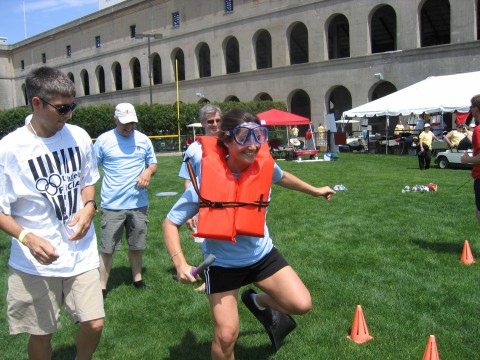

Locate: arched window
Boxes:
[290,89,311,121]
[152,53,162,84]
[254,30,272,69]
[22,84,28,105]
[255,92,273,101]
[225,95,240,102]
[371,81,397,101]
[420,0,450,47]
[112,62,122,91]
[96,66,105,93]
[327,86,352,120]
[327,14,350,59]
[67,72,74,83]
[225,37,240,74]
[289,23,309,64]
[197,43,211,78]
[131,58,141,88]
[370,5,397,53]
[477,0,480,40]
[81,69,90,96]
[173,49,185,81]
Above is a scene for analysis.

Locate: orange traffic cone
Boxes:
[422,335,440,360]
[460,240,475,265]
[347,305,373,344]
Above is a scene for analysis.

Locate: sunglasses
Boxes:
[227,124,268,146]
[206,119,221,125]
[40,97,77,115]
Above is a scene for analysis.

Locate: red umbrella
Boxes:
[257,109,310,126]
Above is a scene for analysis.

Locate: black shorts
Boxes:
[474,179,480,212]
[204,247,289,295]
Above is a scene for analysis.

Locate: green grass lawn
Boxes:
[1,153,479,359]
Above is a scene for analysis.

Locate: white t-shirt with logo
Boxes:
[0,124,100,277]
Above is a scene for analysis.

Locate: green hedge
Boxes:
[0,101,286,139]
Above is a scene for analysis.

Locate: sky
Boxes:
[0,0,99,45]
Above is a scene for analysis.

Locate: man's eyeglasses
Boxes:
[227,124,268,146]
[206,119,221,125]
[40,97,77,115]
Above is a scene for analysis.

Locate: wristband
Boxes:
[84,199,98,211]
[170,250,182,260]
[18,229,30,244]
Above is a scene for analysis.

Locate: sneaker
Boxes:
[241,288,297,351]
[133,280,146,289]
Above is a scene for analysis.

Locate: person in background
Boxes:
[461,95,480,222]
[179,104,222,192]
[305,123,315,150]
[0,66,104,360]
[94,103,157,297]
[163,108,336,359]
[417,123,439,170]
[457,121,475,150]
[444,123,467,149]
[290,125,299,139]
[394,121,405,135]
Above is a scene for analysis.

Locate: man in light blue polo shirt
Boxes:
[94,103,157,297]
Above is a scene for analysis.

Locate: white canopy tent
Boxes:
[186,122,202,139]
[343,71,480,118]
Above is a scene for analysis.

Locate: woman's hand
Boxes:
[176,264,199,283]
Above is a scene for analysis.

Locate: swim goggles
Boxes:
[227,123,269,145]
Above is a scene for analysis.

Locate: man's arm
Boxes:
[137,163,157,189]
[67,184,97,241]
[0,212,59,265]
[418,133,424,151]
[444,132,453,147]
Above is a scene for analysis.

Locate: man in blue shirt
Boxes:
[94,103,157,296]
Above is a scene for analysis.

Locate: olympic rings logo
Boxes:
[36,174,63,196]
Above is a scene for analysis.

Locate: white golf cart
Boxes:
[435,149,473,169]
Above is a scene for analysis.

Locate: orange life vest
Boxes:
[191,136,274,243]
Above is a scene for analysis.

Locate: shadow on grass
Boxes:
[52,344,76,359]
[165,330,274,360]
[412,239,461,254]
[108,265,148,291]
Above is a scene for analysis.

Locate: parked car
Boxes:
[435,149,473,169]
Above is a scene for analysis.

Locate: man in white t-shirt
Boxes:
[94,103,157,296]
[0,66,104,359]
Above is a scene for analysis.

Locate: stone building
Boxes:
[0,0,479,128]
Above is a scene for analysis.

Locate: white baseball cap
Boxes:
[115,103,138,124]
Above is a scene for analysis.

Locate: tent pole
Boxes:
[386,116,389,154]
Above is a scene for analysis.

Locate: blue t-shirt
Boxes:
[167,162,284,268]
[178,140,202,181]
[94,129,157,210]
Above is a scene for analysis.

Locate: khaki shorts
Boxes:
[7,267,105,335]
